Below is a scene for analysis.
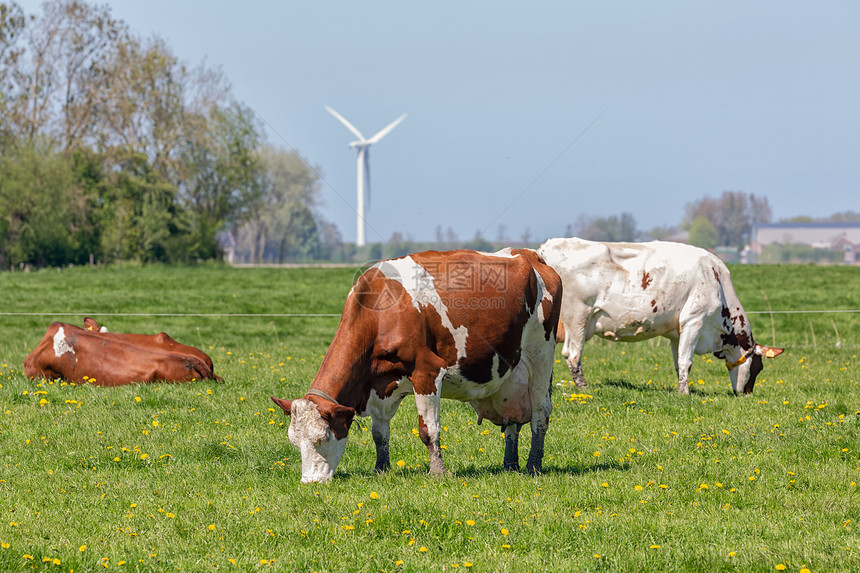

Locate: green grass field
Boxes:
[0,263,858,572]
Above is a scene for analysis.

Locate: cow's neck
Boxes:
[309,317,377,410]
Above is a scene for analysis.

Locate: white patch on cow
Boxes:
[52,327,75,358]
[413,369,445,460]
[287,399,348,483]
[480,248,517,258]
[375,256,469,360]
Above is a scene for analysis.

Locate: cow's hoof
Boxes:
[428,458,448,476]
[503,463,520,472]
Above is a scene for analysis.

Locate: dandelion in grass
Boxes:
[397,460,406,467]
[370,491,379,500]
[501,528,509,536]
[419,547,428,553]
[650,545,661,549]
[775,565,786,571]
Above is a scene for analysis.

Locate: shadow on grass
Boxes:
[601,377,723,396]
[330,459,632,481]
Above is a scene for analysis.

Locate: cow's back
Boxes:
[538,238,725,341]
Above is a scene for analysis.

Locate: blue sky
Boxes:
[20,1,860,243]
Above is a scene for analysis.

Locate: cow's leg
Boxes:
[674,328,699,395]
[413,368,447,476]
[503,424,522,471]
[371,418,391,472]
[560,315,589,389]
[523,353,554,475]
[366,381,412,473]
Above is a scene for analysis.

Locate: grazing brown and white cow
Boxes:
[537,238,783,395]
[271,248,562,483]
[24,317,220,386]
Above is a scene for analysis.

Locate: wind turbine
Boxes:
[325,105,406,247]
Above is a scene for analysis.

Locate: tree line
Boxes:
[0,0,339,269]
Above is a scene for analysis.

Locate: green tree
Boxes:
[97,151,186,263]
[0,141,75,267]
[688,216,718,250]
[230,145,329,263]
[178,101,265,260]
[683,191,771,249]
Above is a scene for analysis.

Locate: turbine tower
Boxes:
[325,105,406,247]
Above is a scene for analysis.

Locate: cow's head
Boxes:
[725,344,784,394]
[270,395,356,483]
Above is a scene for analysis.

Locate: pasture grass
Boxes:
[0,263,858,572]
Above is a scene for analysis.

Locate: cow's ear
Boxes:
[755,345,784,359]
[84,317,99,331]
[270,396,293,416]
[327,405,356,440]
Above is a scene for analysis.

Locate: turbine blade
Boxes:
[325,105,365,141]
[364,148,371,211]
[367,113,406,144]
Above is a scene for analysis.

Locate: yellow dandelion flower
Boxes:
[601,482,609,488]
[79,545,86,552]
[419,546,428,553]
[650,544,661,549]
[370,491,379,500]
[466,519,476,526]
[634,485,643,491]
[775,565,786,571]
[208,524,216,531]
[397,460,406,467]
[501,528,509,536]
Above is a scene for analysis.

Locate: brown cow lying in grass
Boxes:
[24,317,220,386]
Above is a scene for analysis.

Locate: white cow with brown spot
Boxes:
[271,248,562,483]
[537,238,783,394]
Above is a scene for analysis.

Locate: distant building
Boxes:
[750,223,860,264]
